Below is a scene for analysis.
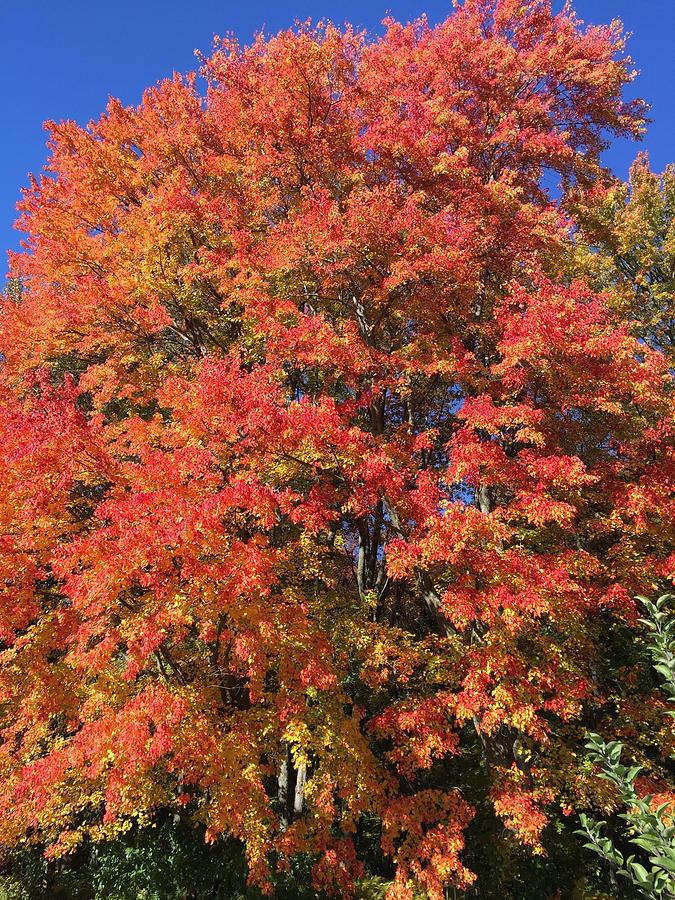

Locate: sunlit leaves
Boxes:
[0,2,671,897]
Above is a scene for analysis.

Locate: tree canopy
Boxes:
[0,1,672,897]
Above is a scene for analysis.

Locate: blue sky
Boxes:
[2,0,673,264]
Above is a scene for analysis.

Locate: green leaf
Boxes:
[631,836,662,852]
[651,855,675,873]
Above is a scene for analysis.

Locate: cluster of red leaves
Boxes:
[0,1,672,896]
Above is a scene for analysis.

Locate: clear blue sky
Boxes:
[1,0,673,265]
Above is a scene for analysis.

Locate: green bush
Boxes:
[577,595,675,900]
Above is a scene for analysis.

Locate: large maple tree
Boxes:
[1,1,673,896]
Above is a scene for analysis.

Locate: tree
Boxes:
[0,2,672,897]
[568,156,675,362]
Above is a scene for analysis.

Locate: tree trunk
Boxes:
[278,743,293,831]
[293,762,307,818]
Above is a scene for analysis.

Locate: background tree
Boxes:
[569,155,675,362]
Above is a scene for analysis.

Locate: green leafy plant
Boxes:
[639,594,675,712]
[577,594,675,899]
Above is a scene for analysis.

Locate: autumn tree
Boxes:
[0,1,672,897]
[569,154,675,362]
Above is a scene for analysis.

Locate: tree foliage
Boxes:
[0,1,672,897]
[570,157,675,362]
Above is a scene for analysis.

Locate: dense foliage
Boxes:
[0,1,673,896]
[578,595,675,899]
